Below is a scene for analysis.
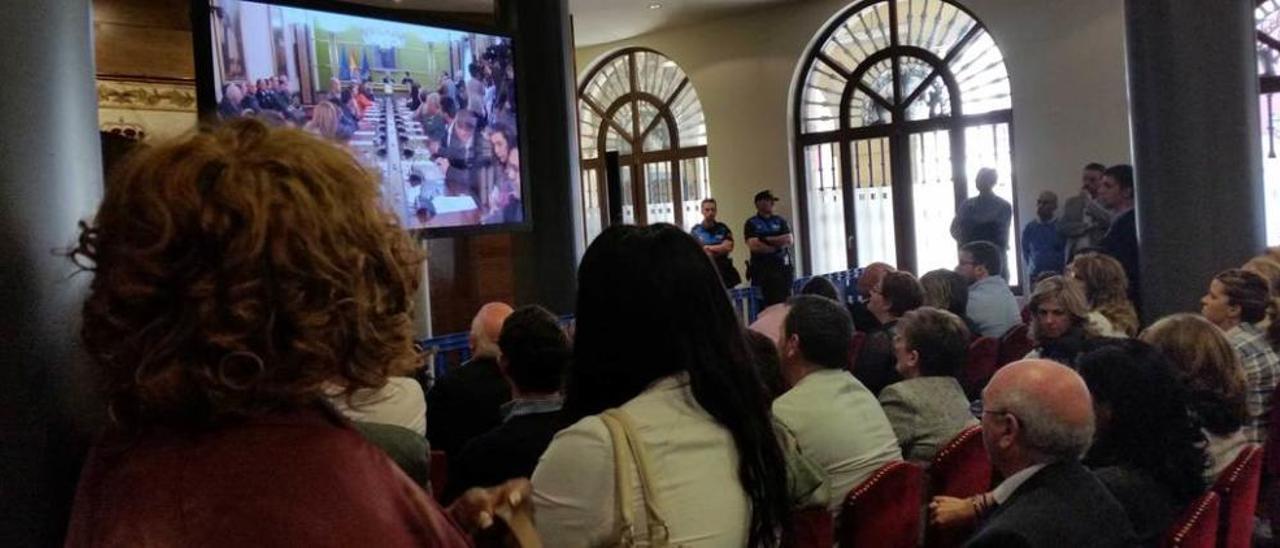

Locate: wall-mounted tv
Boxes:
[193,0,526,236]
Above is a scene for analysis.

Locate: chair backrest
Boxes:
[847,331,867,374]
[784,508,834,548]
[997,323,1032,368]
[838,461,924,548]
[924,425,990,548]
[1161,491,1220,548]
[960,337,1000,399]
[1210,445,1263,548]
[1265,383,1280,475]
[429,449,449,500]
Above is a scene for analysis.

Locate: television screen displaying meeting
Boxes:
[200,0,525,233]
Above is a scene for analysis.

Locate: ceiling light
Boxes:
[649,3,663,9]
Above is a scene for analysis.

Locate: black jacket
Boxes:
[425,357,512,458]
[966,461,1138,547]
[442,409,562,503]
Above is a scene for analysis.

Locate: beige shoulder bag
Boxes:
[600,409,674,548]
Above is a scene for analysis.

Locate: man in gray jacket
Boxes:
[1057,162,1113,260]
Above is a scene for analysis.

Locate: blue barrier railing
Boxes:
[420,274,865,381]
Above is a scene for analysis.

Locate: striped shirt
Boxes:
[1226,322,1280,444]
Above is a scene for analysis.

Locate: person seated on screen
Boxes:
[218,83,244,119]
[444,305,569,504]
[305,101,343,142]
[240,81,261,112]
[64,118,530,547]
[253,78,279,112]
[274,75,296,108]
[437,110,484,201]
[352,83,373,118]
[499,148,522,223]
[417,92,448,142]
[326,76,343,102]
[878,307,978,463]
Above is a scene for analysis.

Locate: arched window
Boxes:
[794,0,1015,278]
[577,48,710,245]
[1258,0,1280,245]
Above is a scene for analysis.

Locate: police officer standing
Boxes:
[744,190,794,307]
[691,198,742,288]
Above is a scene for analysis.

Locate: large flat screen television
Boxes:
[192,0,526,236]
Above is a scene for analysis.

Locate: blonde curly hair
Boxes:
[72,118,424,431]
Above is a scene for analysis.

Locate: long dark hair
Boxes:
[565,224,791,546]
[1079,339,1207,505]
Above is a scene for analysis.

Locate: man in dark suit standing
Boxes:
[964,359,1135,547]
[1097,164,1140,308]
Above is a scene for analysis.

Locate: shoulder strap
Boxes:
[603,409,672,546]
[600,412,639,546]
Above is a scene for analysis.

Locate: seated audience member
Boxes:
[445,305,570,503]
[1067,252,1138,337]
[1243,255,1280,349]
[1078,340,1207,546]
[932,360,1135,547]
[745,329,788,401]
[748,301,789,346]
[774,295,902,514]
[427,302,514,457]
[1201,269,1280,444]
[920,268,980,336]
[327,373,426,436]
[64,119,520,546]
[532,224,791,546]
[217,83,244,118]
[878,307,978,463]
[1142,314,1248,481]
[848,262,894,333]
[1021,191,1066,281]
[957,241,1021,338]
[800,276,840,301]
[1025,276,1100,367]
[855,271,924,395]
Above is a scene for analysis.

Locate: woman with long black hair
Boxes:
[532,224,792,547]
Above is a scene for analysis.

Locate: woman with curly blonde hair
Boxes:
[65,119,516,546]
[1025,275,1099,366]
[1068,252,1139,337]
[1141,313,1248,480]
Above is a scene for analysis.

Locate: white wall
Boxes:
[575,0,1132,283]
[240,2,276,82]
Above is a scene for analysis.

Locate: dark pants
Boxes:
[752,263,794,307]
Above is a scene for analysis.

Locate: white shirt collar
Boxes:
[991,463,1049,504]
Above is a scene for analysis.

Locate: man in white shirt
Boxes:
[772,295,901,513]
[963,360,1134,547]
[957,240,1021,338]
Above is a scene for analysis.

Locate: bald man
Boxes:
[964,360,1135,547]
[427,302,515,457]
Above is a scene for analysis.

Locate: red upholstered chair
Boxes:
[1264,383,1280,476]
[847,331,867,374]
[1160,491,1219,548]
[838,461,924,548]
[997,323,1033,368]
[784,508,833,548]
[924,425,990,548]
[960,337,999,399]
[429,450,449,500]
[1210,445,1263,548]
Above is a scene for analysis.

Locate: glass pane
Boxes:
[853,137,897,268]
[821,22,875,74]
[643,122,673,152]
[910,129,956,273]
[578,102,599,160]
[644,162,675,225]
[636,100,659,143]
[1261,93,1280,246]
[949,31,1011,116]
[584,55,631,112]
[901,56,951,121]
[620,166,635,224]
[964,123,1019,284]
[1260,0,1280,77]
[806,142,848,274]
[680,157,711,231]
[612,103,636,138]
[671,85,707,147]
[860,58,896,105]
[802,61,848,133]
[583,168,604,245]
[634,50,686,101]
[837,1,893,59]
[605,125,632,155]
[896,0,977,61]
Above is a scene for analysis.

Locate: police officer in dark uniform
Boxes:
[744,190,794,307]
[690,198,741,288]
